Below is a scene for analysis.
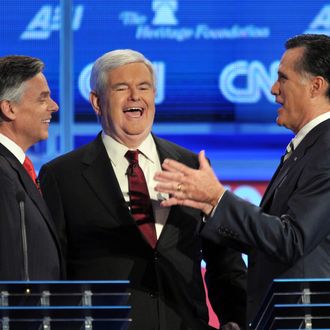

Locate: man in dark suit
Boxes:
[0,55,62,280]
[39,49,247,330]
[154,33,330,327]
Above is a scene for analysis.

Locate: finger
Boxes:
[161,197,211,213]
[160,197,184,207]
[154,170,184,183]
[162,158,194,176]
[198,150,210,170]
[155,182,180,194]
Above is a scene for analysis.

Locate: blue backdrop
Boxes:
[1,0,329,181]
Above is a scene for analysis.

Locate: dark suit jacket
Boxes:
[39,133,247,330]
[0,143,62,280]
[200,119,330,326]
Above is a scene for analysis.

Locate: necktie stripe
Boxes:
[125,150,157,248]
[283,141,295,162]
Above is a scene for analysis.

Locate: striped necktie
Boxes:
[125,150,157,248]
[283,141,295,162]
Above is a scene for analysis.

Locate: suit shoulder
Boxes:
[154,136,196,155]
[153,135,199,167]
[42,136,101,170]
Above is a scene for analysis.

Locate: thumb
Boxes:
[198,150,209,170]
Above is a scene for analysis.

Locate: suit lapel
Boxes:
[152,135,186,235]
[260,156,296,208]
[81,134,132,226]
[153,134,183,164]
[261,119,330,208]
[0,144,59,240]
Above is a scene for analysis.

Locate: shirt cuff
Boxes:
[202,190,226,223]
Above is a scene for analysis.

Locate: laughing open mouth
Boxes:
[123,107,144,117]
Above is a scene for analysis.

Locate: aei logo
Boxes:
[20,5,84,40]
[305,5,330,35]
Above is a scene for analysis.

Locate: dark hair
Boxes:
[285,34,330,99]
[0,55,44,102]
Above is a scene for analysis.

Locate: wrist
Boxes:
[210,186,225,207]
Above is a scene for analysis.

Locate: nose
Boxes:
[129,88,140,101]
[49,98,59,112]
[271,80,279,96]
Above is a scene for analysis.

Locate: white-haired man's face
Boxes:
[90,62,156,148]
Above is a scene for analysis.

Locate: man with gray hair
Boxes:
[39,49,247,329]
[0,55,62,280]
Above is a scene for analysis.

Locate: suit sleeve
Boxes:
[39,164,68,261]
[201,147,330,266]
[203,239,247,327]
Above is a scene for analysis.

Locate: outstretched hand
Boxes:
[154,150,225,214]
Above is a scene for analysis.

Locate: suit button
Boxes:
[154,251,158,261]
[149,292,158,298]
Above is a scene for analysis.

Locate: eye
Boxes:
[113,85,128,91]
[278,73,287,82]
[139,84,152,90]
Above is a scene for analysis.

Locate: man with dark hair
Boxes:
[39,49,247,330]
[0,55,62,280]
[154,33,330,327]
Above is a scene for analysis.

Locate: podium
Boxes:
[250,278,330,330]
[0,280,131,330]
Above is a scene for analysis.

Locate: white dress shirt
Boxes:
[0,133,25,164]
[290,111,330,150]
[102,132,169,239]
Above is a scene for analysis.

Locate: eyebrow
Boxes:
[139,82,153,87]
[112,81,153,88]
[39,91,50,98]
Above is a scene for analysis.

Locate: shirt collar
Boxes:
[0,133,25,164]
[292,112,330,150]
[101,132,156,166]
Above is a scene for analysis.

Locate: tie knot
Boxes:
[286,141,295,154]
[283,140,295,162]
[23,155,37,182]
[23,156,34,173]
[125,150,139,164]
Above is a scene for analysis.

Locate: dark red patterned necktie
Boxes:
[125,150,157,248]
[23,156,40,191]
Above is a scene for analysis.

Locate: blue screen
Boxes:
[0,0,329,179]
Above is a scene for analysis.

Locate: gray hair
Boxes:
[90,49,155,95]
[0,55,44,102]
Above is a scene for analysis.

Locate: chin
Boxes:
[40,133,49,141]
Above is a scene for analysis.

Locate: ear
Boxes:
[89,91,102,117]
[310,76,327,98]
[0,100,16,121]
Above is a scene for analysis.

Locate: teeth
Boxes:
[124,107,142,112]
[42,119,50,123]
